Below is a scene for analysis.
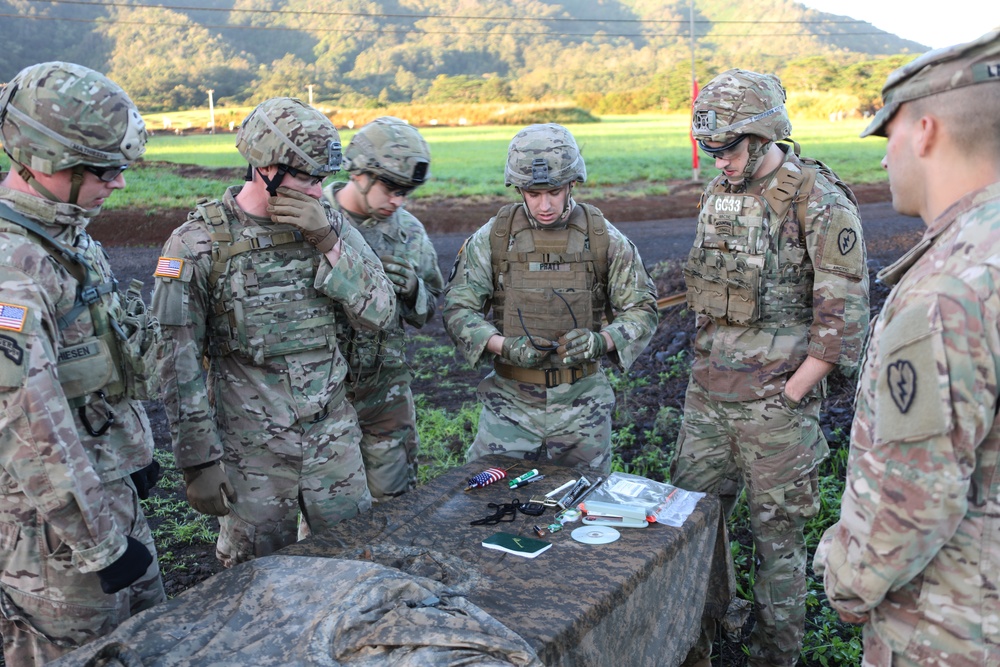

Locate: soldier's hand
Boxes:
[130,460,161,500]
[268,187,340,252]
[501,335,554,368]
[183,462,237,516]
[380,254,418,299]
[97,536,153,594]
[557,328,607,364]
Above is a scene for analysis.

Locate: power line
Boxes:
[0,14,896,38]
[24,0,879,27]
[1,11,895,39]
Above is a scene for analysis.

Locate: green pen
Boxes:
[508,469,540,488]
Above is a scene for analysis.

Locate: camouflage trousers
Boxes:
[217,397,373,568]
[0,477,165,666]
[347,368,419,499]
[467,370,614,473]
[671,378,827,667]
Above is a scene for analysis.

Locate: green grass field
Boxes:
[0,113,887,210]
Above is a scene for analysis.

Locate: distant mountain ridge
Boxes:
[0,0,926,111]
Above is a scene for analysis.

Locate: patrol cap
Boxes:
[862,28,1000,138]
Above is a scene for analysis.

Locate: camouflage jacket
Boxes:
[151,186,395,469]
[690,148,870,401]
[442,201,658,371]
[815,182,1000,663]
[324,182,443,374]
[0,186,153,573]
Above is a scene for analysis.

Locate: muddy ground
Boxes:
[95,172,909,666]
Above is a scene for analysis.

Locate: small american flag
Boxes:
[154,257,184,279]
[465,467,508,490]
[0,303,27,332]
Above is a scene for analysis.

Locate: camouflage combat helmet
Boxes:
[0,61,146,205]
[504,123,586,189]
[692,69,791,144]
[692,69,791,185]
[343,116,430,188]
[236,97,342,194]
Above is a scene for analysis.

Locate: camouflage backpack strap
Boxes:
[199,198,235,289]
[489,202,521,278]
[762,165,807,229]
[0,202,115,330]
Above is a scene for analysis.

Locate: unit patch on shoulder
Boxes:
[887,359,916,414]
[154,257,184,279]
[837,227,858,256]
[0,302,28,332]
[0,334,23,365]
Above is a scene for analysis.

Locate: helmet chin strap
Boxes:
[14,162,77,205]
[253,166,288,197]
[355,173,390,221]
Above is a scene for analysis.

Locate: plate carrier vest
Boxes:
[199,199,341,366]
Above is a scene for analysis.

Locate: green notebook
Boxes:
[482,532,552,558]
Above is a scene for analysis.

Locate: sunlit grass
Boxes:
[0,112,887,209]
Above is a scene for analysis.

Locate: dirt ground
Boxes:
[94,173,900,666]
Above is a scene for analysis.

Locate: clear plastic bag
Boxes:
[585,472,704,528]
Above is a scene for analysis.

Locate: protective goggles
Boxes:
[84,164,128,182]
[698,135,747,160]
[376,175,416,198]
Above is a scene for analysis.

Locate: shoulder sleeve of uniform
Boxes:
[812,201,865,280]
[873,294,954,444]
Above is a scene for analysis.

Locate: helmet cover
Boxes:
[343,116,430,187]
[0,61,146,174]
[236,97,342,177]
[504,123,586,189]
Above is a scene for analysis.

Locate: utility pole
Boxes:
[207,89,215,135]
[690,0,699,181]
[307,84,314,106]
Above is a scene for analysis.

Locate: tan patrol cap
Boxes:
[862,28,1000,138]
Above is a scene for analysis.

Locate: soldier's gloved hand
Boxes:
[501,335,554,368]
[380,255,418,299]
[182,461,237,516]
[130,460,161,500]
[268,187,340,252]
[557,328,607,364]
[97,536,153,595]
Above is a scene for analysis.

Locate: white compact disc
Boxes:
[571,525,621,544]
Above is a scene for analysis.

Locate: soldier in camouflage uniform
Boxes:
[671,70,870,666]
[442,124,657,472]
[151,98,396,568]
[814,30,1000,667]
[323,117,443,499]
[0,62,165,665]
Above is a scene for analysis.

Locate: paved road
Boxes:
[106,202,926,296]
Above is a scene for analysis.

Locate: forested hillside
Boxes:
[0,0,925,112]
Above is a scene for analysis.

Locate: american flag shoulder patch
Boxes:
[154,257,184,279]
[0,302,28,332]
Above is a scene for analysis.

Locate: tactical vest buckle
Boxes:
[253,235,276,249]
[78,285,101,305]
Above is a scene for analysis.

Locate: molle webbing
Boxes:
[489,203,612,342]
[198,199,339,364]
[0,202,117,330]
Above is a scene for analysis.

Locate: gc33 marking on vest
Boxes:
[0,335,23,365]
[838,228,858,256]
[714,196,743,214]
[887,359,916,414]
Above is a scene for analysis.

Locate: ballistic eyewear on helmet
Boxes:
[376,175,416,198]
[278,164,325,187]
[698,135,747,160]
[85,164,128,182]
